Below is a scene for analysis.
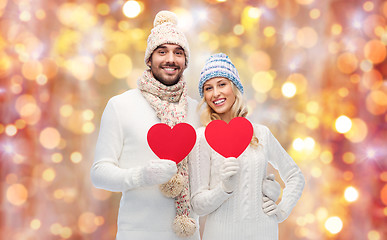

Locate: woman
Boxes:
[189,53,305,240]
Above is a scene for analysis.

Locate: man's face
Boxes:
[147,44,186,86]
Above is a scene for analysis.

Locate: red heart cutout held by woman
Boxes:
[147,123,196,164]
[205,117,253,158]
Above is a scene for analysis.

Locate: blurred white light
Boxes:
[366,149,376,159]
[304,137,315,150]
[325,216,343,234]
[282,82,297,98]
[293,138,304,151]
[3,143,15,154]
[344,186,359,202]
[335,115,352,133]
[289,62,298,71]
[352,19,362,29]
[122,1,141,18]
[176,11,193,29]
[248,7,262,19]
[195,9,208,21]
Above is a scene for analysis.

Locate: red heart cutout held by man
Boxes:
[147,123,196,164]
[205,117,253,158]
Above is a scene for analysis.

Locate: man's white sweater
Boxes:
[91,89,201,240]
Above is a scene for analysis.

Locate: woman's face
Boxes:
[203,77,236,122]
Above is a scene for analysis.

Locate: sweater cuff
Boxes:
[275,203,289,223]
[214,183,233,201]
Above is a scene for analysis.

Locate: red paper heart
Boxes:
[147,123,196,164]
[205,117,253,158]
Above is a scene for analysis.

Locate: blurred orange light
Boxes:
[39,127,61,149]
[366,90,387,115]
[364,40,386,64]
[309,8,320,19]
[361,69,383,90]
[363,1,374,11]
[22,60,43,80]
[337,52,358,74]
[381,184,387,205]
[7,184,28,206]
[78,212,98,234]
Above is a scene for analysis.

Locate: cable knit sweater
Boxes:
[189,124,305,240]
[91,89,201,240]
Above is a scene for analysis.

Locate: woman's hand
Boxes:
[262,196,287,222]
[220,157,240,193]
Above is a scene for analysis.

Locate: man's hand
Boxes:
[262,174,281,202]
[141,159,177,186]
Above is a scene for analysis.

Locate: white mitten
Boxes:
[262,196,287,223]
[262,174,281,202]
[140,159,177,186]
[220,157,240,193]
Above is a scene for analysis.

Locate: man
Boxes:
[91,11,201,240]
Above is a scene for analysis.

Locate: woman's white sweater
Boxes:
[189,124,305,240]
[91,89,201,240]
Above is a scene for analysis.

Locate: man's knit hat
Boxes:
[145,11,190,67]
[198,53,244,98]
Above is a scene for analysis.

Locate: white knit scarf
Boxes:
[138,70,196,237]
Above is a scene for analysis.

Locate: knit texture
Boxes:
[138,70,187,126]
[189,125,305,240]
[198,53,243,98]
[138,70,196,237]
[145,11,190,67]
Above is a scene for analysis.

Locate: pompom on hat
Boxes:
[198,53,244,98]
[145,11,190,67]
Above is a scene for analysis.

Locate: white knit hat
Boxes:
[144,11,190,67]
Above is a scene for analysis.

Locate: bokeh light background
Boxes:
[1,0,386,239]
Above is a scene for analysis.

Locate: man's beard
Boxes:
[152,65,183,86]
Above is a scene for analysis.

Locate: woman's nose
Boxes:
[213,87,220,98]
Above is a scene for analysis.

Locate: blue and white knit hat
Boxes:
[198,53,244,98]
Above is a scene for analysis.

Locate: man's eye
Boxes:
[176,51,184,55]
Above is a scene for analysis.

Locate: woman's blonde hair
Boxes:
[198,81,259,146]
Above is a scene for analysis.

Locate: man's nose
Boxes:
[165,52,175,63]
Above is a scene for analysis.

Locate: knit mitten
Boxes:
[262,196,287,223]
[220,157,240,193]
[138,159,177,186]
[262,174,281,202]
